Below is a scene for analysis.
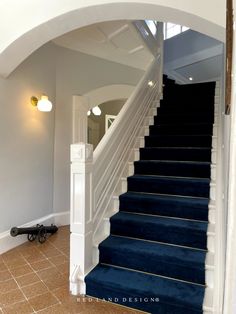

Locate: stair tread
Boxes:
[100,235,206,267]
[129,174,210,183]
[110,212,208,249]
[111,212,208,232]
[120,191,209,202]
[86,264,205,311]
[135,160,211,165]
[147,134,212,138]
[119,191,209,221]
[141,147,211,150]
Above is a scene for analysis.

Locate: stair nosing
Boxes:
[137,159,211,164]
[110,234,207,252]
[100,263,206,287]
[122,191,209,200]
[135,160,211,165]
[146,134,212,138]
[129,174,211,181]
[120,210,208,223]
[141,146,211,150]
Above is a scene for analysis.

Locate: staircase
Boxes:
[85,77,216,313]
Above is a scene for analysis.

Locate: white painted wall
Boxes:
[0,0,226,77]
[0,43,56,233]
[53,46,144,214]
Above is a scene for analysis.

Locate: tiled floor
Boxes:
[0,226,142,313]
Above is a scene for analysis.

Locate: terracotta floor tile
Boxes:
[56,262,69,275]
[6,257,27,270]
[0,263,7,272]
[30,259,53,271]
[17,247,39,258]
[60,247,70,257]
[37,267,61,281]
[26,252,45,263]
[38,243,56,253]
[15,273,40,287]
[2,300,33,314]
[35,303,68,314]
[21,281,49,299]
[48,255,68,267]
[0,270,12,282]
[0,226,145,313]
[43,273,68,291]
[51,285,76,303]
[10,264,33,278]
[1,251,19,262]
[42,248,62,258]
[0,289,25,307]
[49,239,68,249]
[0,280,18,294]
[28,292,59,312]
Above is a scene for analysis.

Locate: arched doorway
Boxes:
[0,1,225,77]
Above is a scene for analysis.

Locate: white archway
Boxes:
[72,84,134,143]
[0,0,225,77]
[85,84,135,109]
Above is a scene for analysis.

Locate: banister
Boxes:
[93,55,160,165]
[92,54,162,235]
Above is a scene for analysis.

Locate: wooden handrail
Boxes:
[226,0,233,114]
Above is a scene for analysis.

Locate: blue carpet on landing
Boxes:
[85,76,215,313]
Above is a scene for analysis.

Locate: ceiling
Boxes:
[163,30,223,84]
[175,55,222,82]
[53,20,154,70]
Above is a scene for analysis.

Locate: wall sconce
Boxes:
[92,106,101,116]
[31,95,52,112]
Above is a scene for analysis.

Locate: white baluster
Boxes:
[70,143,94,295]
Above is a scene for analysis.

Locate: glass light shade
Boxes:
[92,106,101,116]
[148,80,154,87]
[37,95,52,112]
[87,110,91,116]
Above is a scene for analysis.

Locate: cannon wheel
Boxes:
[27,233,37,242]
[38,227,47,244]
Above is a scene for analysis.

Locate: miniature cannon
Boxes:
[10,224,58,243]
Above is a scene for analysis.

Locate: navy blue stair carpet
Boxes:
[85,77,215,313]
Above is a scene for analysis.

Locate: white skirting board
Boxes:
[0,211,70,255]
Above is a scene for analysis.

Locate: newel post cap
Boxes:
[71,143,93,163]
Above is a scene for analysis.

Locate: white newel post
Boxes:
[70,143,94,295]
[72,96,89,143]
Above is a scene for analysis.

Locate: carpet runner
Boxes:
[85,76,215,313]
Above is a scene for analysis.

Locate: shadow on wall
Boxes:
[88,99,126,149]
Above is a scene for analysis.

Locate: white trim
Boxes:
[105,114,116,132]
[84,84,134,110]
[0,211,70,255]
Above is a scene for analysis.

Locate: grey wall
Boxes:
[164,30,222,64]
[0,41,144,233]
[0,44,56,232]
[88,99,126,146]
[53,46,144,214]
